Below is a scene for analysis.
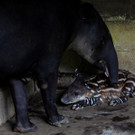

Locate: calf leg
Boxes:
[10,79,37,132]
[72,97,102,110]
[108,96,128,106]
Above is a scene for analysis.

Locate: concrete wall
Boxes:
[0,81,35,125]
[59,0,135,75]
[0,88,14,125]
[107,22,135,74]
[84,0,135,21]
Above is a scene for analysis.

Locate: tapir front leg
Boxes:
[10,79,37,132]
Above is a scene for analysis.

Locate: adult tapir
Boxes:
[0,0,118,132]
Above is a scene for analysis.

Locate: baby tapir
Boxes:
[61,70,135,110]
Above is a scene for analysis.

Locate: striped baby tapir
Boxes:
[61,70,135,110]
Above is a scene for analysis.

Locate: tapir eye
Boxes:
[74,91,79,96]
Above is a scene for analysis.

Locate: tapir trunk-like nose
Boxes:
[104,46,118,84]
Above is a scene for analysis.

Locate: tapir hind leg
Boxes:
[35,59,69,127]
[10,79,37,132]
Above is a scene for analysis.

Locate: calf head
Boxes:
[61,73,98,104]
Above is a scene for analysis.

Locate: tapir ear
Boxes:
[79,2,96,20]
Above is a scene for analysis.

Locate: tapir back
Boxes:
[0,0,77,81]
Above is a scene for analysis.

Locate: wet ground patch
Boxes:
[96,103,128,112]
[49,132,66,135]
[112,115,130,122]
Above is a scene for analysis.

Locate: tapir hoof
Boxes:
[13,122,38,133]
[48,115,69,127]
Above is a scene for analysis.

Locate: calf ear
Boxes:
[79,2,96,20]
[75,68,82,77]
[75,68,79,76]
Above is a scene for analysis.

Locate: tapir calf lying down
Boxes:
[61,70,135,110]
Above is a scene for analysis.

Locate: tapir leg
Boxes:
[35,59,69,127]
[10,79,37,132]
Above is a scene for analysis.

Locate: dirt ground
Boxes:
[1,90,135,135]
